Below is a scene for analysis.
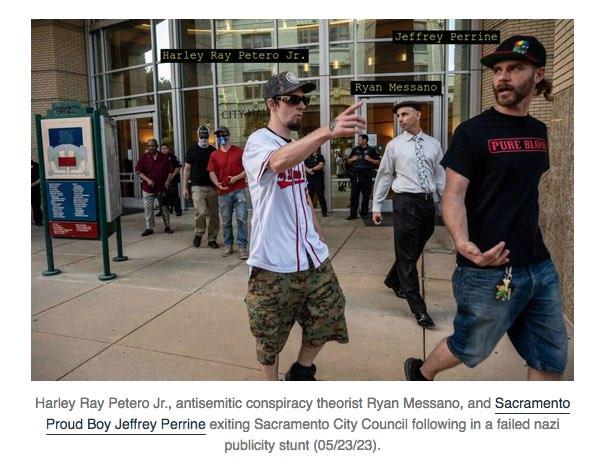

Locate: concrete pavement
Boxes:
[31,210,574,380]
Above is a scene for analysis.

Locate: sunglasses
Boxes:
[274,95,311,106]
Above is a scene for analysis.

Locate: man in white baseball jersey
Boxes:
[243,71,366,381]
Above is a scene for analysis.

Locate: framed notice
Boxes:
[100,116,122,221]
[41,117,95,180]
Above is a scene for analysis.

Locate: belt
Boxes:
[396,192,434,201]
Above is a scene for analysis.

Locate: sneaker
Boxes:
[403,358,430,381]
[208,240,219,249]
[192,235,202,248]
[141,229,154,237]
[413,310,435,329]
[238,248,249,260]
[285,362,318,381]
[222,245,233,257]
[164,226,173,234]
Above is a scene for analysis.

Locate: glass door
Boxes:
[114,113,156,208]
[331,96,441,212]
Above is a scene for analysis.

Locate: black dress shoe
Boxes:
[141,229,154,237]
[346,215,357,220]
[164,226,173,234]
[413,310,435,329]
[208,240,219,249]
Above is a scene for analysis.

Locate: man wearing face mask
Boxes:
[183,125,220,248]
[208,126,249,260]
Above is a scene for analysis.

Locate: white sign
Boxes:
[41,117,95,180]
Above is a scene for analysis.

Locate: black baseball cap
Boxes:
[392,101,422,114]
[263,72,316,100]
[481,35,547,69]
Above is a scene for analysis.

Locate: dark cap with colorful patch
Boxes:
[481,35,547,69]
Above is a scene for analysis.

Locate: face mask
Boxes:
[217,135,228,146]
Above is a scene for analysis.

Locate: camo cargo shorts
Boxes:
[245,258,348,365]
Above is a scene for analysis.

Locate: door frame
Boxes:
[112,112,158,208]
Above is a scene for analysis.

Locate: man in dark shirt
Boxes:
[31,159,43,226]
[182,125,220,248]
[304,148,328,217]
[135,139,174,236]
[346,134,379,220]
[404,35,568,381]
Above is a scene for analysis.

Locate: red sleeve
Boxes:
[207,151,218,172]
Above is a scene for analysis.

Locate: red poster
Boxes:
[49,221,99,239]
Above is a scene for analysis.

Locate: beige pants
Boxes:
[191,185,219,240]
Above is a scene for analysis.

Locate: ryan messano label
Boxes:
[351,80,442,96]
[160,48,309,63]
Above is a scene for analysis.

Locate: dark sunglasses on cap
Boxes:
[274,95,311,106]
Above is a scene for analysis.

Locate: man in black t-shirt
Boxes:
[182,125,220,248]
[404,35,568,382]
[346,134,379,219]
[304,148,328,216]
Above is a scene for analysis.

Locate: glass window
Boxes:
[108,95,155,110]
[154,19,170,62]
[215,20,276,86]
[357,42,444,75]
[217,84,267,148]
[157,63,173,90]
[330,77,354,201]
[447,73,471,142]
[104,20,152,70]
[180,20,213,89]
[330,44,353,76]
[447,20,472,71]
[183,88,215,151]
[281,46,320,79]
[107,67,154,98]
[278,19,319,46]
[329,19,351,42]
[158,93,174,149]
[356,19,444,41]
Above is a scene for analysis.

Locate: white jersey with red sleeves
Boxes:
[243,127,329,273]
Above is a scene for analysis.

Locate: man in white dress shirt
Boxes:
[372,101,445,328]
[243,72,366,381]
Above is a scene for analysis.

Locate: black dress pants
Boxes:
[384,193,435,315]
[307,175,327,215]
[349,173,372,217]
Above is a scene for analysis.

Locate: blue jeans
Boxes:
[218,188,248,248]
[447,259,568,374]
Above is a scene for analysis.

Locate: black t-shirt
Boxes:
[304,152,325,179]
[441,107,551,268]
[185,144,215,187]
[348,145,379,175]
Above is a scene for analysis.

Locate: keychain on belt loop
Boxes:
[496,266,514,301]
